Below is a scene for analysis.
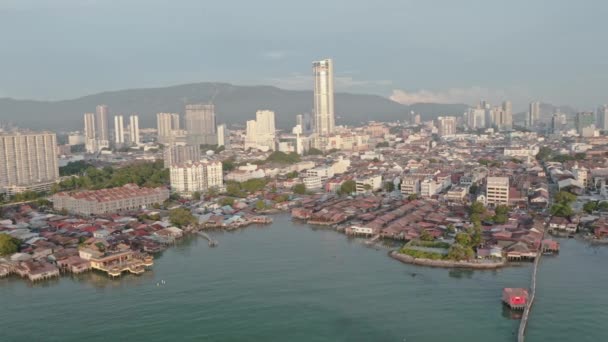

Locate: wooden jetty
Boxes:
[197,231,219,247]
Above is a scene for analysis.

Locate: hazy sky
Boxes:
[1,0,607,110]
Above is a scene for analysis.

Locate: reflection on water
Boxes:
[501,305,523,320]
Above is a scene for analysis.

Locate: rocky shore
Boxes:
[389,251,507,269]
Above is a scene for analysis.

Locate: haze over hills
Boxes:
[0,82,469,131]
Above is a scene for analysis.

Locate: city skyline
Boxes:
[1,1,608,110]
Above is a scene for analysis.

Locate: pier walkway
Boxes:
[197,231,218,247]
[517,239,543,341]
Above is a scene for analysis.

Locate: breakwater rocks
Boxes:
[389,251,507,269]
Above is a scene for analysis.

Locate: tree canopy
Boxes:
[265,151,301,164]
[169,208,196,228]
[338,180,356,196]
[0,233,20,256]
[293,183,307,195]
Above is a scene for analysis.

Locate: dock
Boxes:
[197,231,219,247]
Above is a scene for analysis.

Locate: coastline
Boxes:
[389,250,507,269]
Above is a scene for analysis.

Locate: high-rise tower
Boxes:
[313,59,335,135]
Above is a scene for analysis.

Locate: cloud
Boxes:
[260,50,288,60]
[389,86,508,105]
[267,73,392,90]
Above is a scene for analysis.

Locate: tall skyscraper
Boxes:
[157,113,180,144]
[245,110,276,151]
[528,101,540,127]
[95,105,110,141]
[0,131,59,194]
[437,116,456,136]
[84,113,95,140]
[129,115,140,145]
[114,115,125,145]
[467,107,485,129]
[502,101,513,129]
[313,59,335,135]
[596,105,608,131]
[185,104,217,145]
[217,124,226,147]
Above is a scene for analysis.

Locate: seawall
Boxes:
[389,251,506,269]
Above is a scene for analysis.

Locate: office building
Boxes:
[245,110,276,151]
[467,108,485,129]
[437,116,456,136]
[157,113,180,144]
[528,101,540,127]
[313,59,335,135]
[486,177,509,206]
[114,115,125,145]
[163,143,201,168]
[502,101,513,129]
[129,115,140,145]
[0,131,59,194]
[185,104,216,145]
[170,160,223,196]
[576,112,596,135]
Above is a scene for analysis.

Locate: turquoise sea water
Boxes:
[0,215,605,341]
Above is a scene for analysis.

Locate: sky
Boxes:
[1,0,607,110]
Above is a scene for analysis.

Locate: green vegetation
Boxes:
[583,201,598,213]
[192,191,201,200]
[59,161,93,176]
[446,243,475,260]
[219,197,236,207]
[478,158,501,167]
[407,193,418,201]
[383,182,395,192]
[419,230,434,241]
[168,208,196,228]
[337,180,356,196]
[274,194,289,203]
[225,179,269,198]
[550,190,576,218]
[52,160,169,192]
[265,151,301,164]
[492,204,510,224]
[222,158,236,172]
[536,146,552,161]
[0,233,20,256]
[409,240,451,249]
[400,248,445,260]
[537,146,586,162]
[305,148,324,156]
[293,183,307,195]
[285,171,299,179]
[376,141,389,148]
[138,213,161,221]
[255,200,272,211]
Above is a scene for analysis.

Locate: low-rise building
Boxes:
[52,184,170,215]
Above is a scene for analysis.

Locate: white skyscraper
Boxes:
[95,105,110,141]
[245,110,276,151]
[157,113,180,144]
[129,115,140,145]
[313,59,335,135]
[185,104,216,145]
[114,115,125,145]
[217,124,226,147]
[437,116,456,136]
[501,100,513,130]
[528,101,541,127]
[84,113,97,153]
[0,131,59,194]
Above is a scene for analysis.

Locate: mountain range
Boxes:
[0,82,469,131]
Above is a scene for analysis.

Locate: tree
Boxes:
[446,224,456,234]
[550,203,573,218]
[447,243,474,261]
[265,151,301,164]
[469,201,486,215]
[583,201,598,214]
[0,233,20,256]
[255,200,267,211]
[384,182,395,193]
[467,225,483,247]
[420,230,434,241]
[285,171,298,179]
[338,180,356,195]
[274,194,289,203]
[192,191,201,200]
[293,183,307,195]
[407,193,418,201]
[222,159,236,172]
[306,148,324,156]
[599,201,608,211]
[493,204,510,224]
[169,208,196,228]
[376,141,389,148]
[455,232,472,247]
[469,184,478,195]
[536,146,552,161]
[554,191,577,204]
[219,197,235,207]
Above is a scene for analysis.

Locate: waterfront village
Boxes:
[3,114,608,286]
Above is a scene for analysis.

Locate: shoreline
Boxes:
[389,250,507,269]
